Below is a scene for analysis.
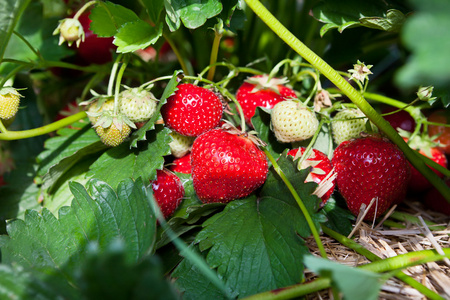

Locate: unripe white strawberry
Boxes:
[271,100,319,143]
[87,97,115,125]
[119,88,158,123]
[331,108,377,145]
[169,131,195,158]
[94,113,135,147]
[0,87,23,120]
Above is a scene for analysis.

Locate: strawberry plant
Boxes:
[1,0,450,299]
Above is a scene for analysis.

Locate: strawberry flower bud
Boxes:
[417,86,436,102]
[53,18,85,47]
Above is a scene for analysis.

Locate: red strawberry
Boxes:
[191,127,268,203]
[169,153,192,174]
[151,169,185,218]
[76,12,117,65]
[161,83,223,136]
[332,135,410,220]
[287,147,336,205]
[382,107,416,133]
[236,75,297,125]
[424,179,450,215]
[403,136,448,192]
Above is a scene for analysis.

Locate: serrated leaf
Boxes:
[311,0,406,36]
[260,155,324,238]
[187,195,309,298]
[0,178,156,274]
[304,255,384,300]
[165,0,222,30]
[114,20,163,53]
[130,70,181,148]
[88,125,171,189]
[89,1,140,37]
[396,0,450,96]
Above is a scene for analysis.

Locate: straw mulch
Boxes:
[305,199,450,299]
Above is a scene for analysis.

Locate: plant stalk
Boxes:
[243,0,450,203]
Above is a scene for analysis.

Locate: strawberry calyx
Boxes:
[398,129,443,158]
[93,111,137,131]
[220,120,267,147]
[245,75,291,95]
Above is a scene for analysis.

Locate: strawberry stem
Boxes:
[147,188,232,298]
[321,225,445,300]
[72,0,98,20]
[0,119,8,133]
[244,0,450,204]
[107,54,123,96]
[242,248,450,300]
[206,19,223,81]
[0,111,87,140]
[113,56,129,115]
[263,149,327,259]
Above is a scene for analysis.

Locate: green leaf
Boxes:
[89,1,140,37]
[114,20,163,53]
[164,0,223,31]
[186,195,309,297]
[1,1,72,74]
[360,9,406,32]
[304,255,384,300]
[260,155,324,238]
[0,0,32,61]
[87,125,171,190]
[78,240,179,300]
[36,120,105,189]
[0,178,156,273]
[396,0,450,95]
[130,70,181,148]
[320,198,355,237]
[172,244,230,300]
[252,107,288,158]
[141,0,165,24]
[311,0,407,36]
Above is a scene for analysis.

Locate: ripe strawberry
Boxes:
[382,107,416,133]
[287,147,336,205]
[169,131,195,158]
[424,179,450,215]
[94,115,132,147]
[119,88,158,123]
[76,12,116,65]
[161,83,223,137]
[236,75,297,125]
[332,135,410,220]
[331,108,377,146]
[0,87,22,120]
[271,100,319,143]
[169,153,192,174]
[191,127,268,203]
[428,109,450,155]
[151,169,185,218]
[403,135,448,192]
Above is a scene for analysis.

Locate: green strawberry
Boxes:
[271,100,319,143]
[0,87,23,120]
[331,108,377,145]
[169,131,195,158]
[119,88,158,123]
